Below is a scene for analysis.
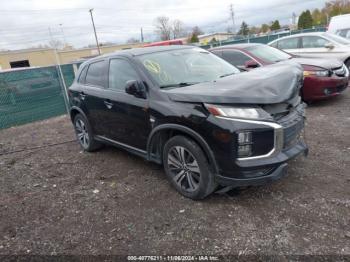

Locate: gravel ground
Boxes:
[0,89,349,257]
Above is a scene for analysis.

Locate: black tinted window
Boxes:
[78,65,88,83]
[86,61,105,87]
[109,59,139,90]
[277,37,299,49]
[222,50,252,66]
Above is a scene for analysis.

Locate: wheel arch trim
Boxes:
[69,106,88,122]
[146,124,219,174]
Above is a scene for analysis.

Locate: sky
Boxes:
[0,0,328,50]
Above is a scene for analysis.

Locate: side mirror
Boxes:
[244,60,259,69]
[325,43,335,49]
[125,80,146,99]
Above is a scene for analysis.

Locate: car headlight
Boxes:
[303,70,330,77]
[205,104,272,120]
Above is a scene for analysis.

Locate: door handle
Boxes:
[79,92,86,100]
[104,100,113,109]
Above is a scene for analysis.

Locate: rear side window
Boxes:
[85,61,105,87]
[302,36,330,48]
[78,66,88,84]
[222,50,252,66]
[108,59,139,91]
[277,38,299,49]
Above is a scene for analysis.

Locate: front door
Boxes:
[298,36,340,59]
[102,57,151,150]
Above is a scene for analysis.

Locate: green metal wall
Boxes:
[0,64,76,129]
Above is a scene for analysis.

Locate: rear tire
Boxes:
[73,114,102,152]
[162,135,217,200]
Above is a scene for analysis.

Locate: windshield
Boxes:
[137,48,240,88]
[245,45,292,63]
[323,33,350,45]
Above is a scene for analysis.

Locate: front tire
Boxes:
[73,114,102,152]
[163,135,217,200]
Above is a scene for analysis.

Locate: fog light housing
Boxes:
[237,131,253,158]
[324,88,332,95]
[238,132,252,144]
[238,145,252,157]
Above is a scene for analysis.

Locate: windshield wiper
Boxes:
[159,82,199,89]
[219,72,236,78]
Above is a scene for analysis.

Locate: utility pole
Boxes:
[89,8,101,55]
[292,12,297,33]
[140,27,144,43]
[59,24,67,46]
[230,4,235,34]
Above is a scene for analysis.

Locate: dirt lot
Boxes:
[0,90,349,257]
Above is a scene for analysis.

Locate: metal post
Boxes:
[48,27,70,114]
[89,8,101,55]
[140,27,144,43]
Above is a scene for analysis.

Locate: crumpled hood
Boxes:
[291,57,343,69]
[163,61,303,105]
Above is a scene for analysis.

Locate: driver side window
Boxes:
[109,59,139,91]
[222,50,252,67]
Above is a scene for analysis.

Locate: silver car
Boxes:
[268,32,350,70]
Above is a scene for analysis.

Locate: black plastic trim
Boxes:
[147,124,219,174]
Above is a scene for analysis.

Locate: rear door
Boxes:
[77,60,108,135]
[102,57,151,150]
[276,36,301,55]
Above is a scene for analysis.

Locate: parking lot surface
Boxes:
[0,90,349,256]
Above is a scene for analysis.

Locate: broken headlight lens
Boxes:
[205,104,272,120]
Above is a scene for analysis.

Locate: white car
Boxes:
[327,14,350,39]
[268,32,350,69]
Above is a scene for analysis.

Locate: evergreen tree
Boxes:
[270,20,281,31]
[238,21,249,36]
[298,10,314,29]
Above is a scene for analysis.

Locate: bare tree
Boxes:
[154,16,172,40]
[49,39,63,49]
[172,19,185,39]
[127,37,140,44]
[192,26,204,36]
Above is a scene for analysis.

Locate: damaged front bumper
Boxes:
[214,103,308,189]
[216,139,308,188]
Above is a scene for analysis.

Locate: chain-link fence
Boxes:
[201,27,327,49]
[0,64,77,130]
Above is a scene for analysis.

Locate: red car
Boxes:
[144,39,183,47]
[210,43,349,101]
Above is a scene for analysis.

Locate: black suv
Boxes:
[69,45,308,199]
